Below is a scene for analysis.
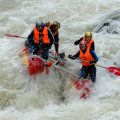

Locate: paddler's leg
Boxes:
[33,44,40,55]
[89,65,96,83]
[42,49,49,60]
[79,66,88,79]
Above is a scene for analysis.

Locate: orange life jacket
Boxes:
[79,47,94,66]
[82,37,94,49]
[33,27,50,44]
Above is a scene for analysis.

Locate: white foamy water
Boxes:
[0,0,120,120]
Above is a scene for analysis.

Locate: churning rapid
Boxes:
[0,0,120,120]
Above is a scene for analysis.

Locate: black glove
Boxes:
[25,40,31,47]
[74,37,83,45]
[74,40,80,45]
[59,52,65,59]
[68,55,76,60]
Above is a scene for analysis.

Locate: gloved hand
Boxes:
[68,55,76,60]
[59,52,65,58]
[30,45,35,53]
[74,39,80,45]
[25,40,31,48]
[89,61,96,65]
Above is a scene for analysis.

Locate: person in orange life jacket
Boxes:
[68,41,98,83]
[44,21,60,55]
[74,32,94,50]
[27,20,54,60]
[70,32,95,61]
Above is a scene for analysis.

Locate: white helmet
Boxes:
[36,20,43,28]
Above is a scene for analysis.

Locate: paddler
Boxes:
[74,32,95,50]
[27,19,55,60]
[68,40,98,83]
[44,21,61,55]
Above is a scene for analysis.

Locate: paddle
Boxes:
[5,34,27,39]
[53,61,92,93]
[80,59,120,76]
[96,64,120,76]
[70,58,120,76]
[53,61,80,78]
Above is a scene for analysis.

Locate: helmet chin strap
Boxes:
[37,27,44,32]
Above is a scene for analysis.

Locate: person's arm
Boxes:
[74,37,83,45]
[48,29,55,48]
[91,42,95,51]
[54,32,59,52]
[90,50,98,63]
[54,32,59,43]
[72,51,80,58]
[27,30,34,44]
[68,51,80,59]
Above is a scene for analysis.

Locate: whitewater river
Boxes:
[0,0,120,120]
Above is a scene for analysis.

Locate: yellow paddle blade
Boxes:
[19,47,29,66]
[20,54,29,66]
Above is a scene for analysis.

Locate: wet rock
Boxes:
[95,22,110,33]
[94,10,120,34]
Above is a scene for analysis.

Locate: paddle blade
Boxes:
[73,79,93,99]
[73,80,84,90]
[73,79,90,90]
[20,54,29,66]
[107,67,120,76]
